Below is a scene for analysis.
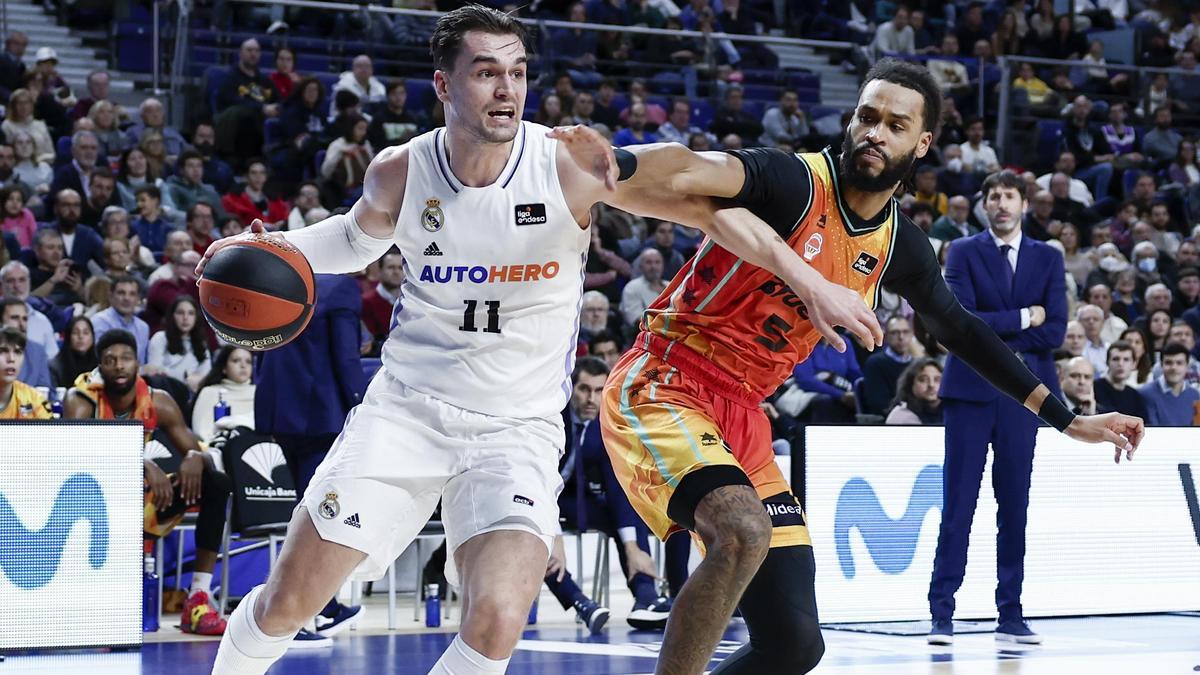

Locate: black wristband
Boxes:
[1039,393,1076,433]
[615,148,637,181]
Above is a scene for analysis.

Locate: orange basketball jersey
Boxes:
[637,148,899,400]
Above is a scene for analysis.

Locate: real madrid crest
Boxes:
[318,491,340,519]
[421,198,445,232]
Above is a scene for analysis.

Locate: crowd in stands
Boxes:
[4,0,1200,643]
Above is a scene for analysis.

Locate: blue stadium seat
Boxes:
[525,89,541,113]
[116,21,154,73]
[742,84,777,101]
[204,66,229,116]
[691,100,714,129]
[296,54,332,74]
[1034,120,1065,170]
[809,104,841,121]
[405,79,437,115]
[742,100,766,121]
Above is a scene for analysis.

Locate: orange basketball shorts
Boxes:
[599,334,811,549]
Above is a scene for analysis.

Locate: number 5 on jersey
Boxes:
[460,299,502,334]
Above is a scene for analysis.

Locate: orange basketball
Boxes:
[197,234,316,351]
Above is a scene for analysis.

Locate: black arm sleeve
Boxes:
[722,148,815,239]
[882,215,1077,431]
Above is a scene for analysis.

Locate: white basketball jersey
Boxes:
[382,121,590,419]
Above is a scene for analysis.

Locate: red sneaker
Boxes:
[181,590,227,635]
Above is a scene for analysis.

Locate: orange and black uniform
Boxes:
[600,148,1075,673]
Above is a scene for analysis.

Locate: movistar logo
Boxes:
[834,464,942,579]
[0,473,108,590]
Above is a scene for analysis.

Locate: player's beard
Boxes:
[103,374,137,398]
[839,134,917,194]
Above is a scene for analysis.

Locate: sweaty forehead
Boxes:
[857,80,924,126]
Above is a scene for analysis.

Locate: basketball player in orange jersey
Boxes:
[202,7,883,675]
[552,58,1144,674]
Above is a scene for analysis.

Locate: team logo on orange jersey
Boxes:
[803,233,823,261]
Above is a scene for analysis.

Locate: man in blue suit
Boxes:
[928,171,1067,646]
[22,190,104,282]
[255,272,368,644]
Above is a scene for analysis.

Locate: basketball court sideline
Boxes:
[4,593,1197,674]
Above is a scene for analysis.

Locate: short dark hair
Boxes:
[90,166,114,182]
[909,201,935,218]
[430,5,529,72]
[1162,342,1191,359]
[572,355,610,383]
[588,330,618,349]
[110,274,141,295]
[188,201,214,222]
[178,149,204,168]
[334,88,360,111]
[341,113,368,143]
[861,58,943,135]
[133,184,160,201]
[385,79,405,95]
[1106,339,1134,362]
[1,296,26,317]
[96,328,137,359]
[1177,266,1199,281]
[915,164,937,176]
[981,170,1025,200]
[0,324,25,351]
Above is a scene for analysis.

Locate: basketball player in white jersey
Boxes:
[206,6,879,674]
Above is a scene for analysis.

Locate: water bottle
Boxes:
[49,388,62,419]
[424,584,441,628]
[143,553,159,632]
[213,388,231,423]
[527,599,538,625]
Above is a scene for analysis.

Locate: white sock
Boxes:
[428,634,511,675]
[190,572,213,596]
[212,585,297,675]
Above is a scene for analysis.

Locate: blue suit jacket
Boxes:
[255,274,368,436]
[940,231,1066,403]
[21,223,104,277]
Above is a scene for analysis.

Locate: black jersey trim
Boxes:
[870,213,902,310]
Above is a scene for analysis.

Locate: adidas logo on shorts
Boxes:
[343,513,361,528]
[424,242,444,256]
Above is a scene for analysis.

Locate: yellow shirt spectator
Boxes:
[0,380,51,419]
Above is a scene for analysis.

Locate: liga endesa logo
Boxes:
[0,473,109,590]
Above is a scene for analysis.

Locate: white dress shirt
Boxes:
[990,229,1033,330]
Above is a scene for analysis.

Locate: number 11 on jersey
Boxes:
[460,299,502,334]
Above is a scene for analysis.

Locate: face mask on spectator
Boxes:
[1098,256,1128,274]
[1137,258,1157,273]
[945,158,963,173]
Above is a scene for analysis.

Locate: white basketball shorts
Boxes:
[300,367,565,585]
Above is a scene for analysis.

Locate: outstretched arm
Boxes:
[884,219,1143,462]
[197,145,405,277]
[552,125,883,352]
